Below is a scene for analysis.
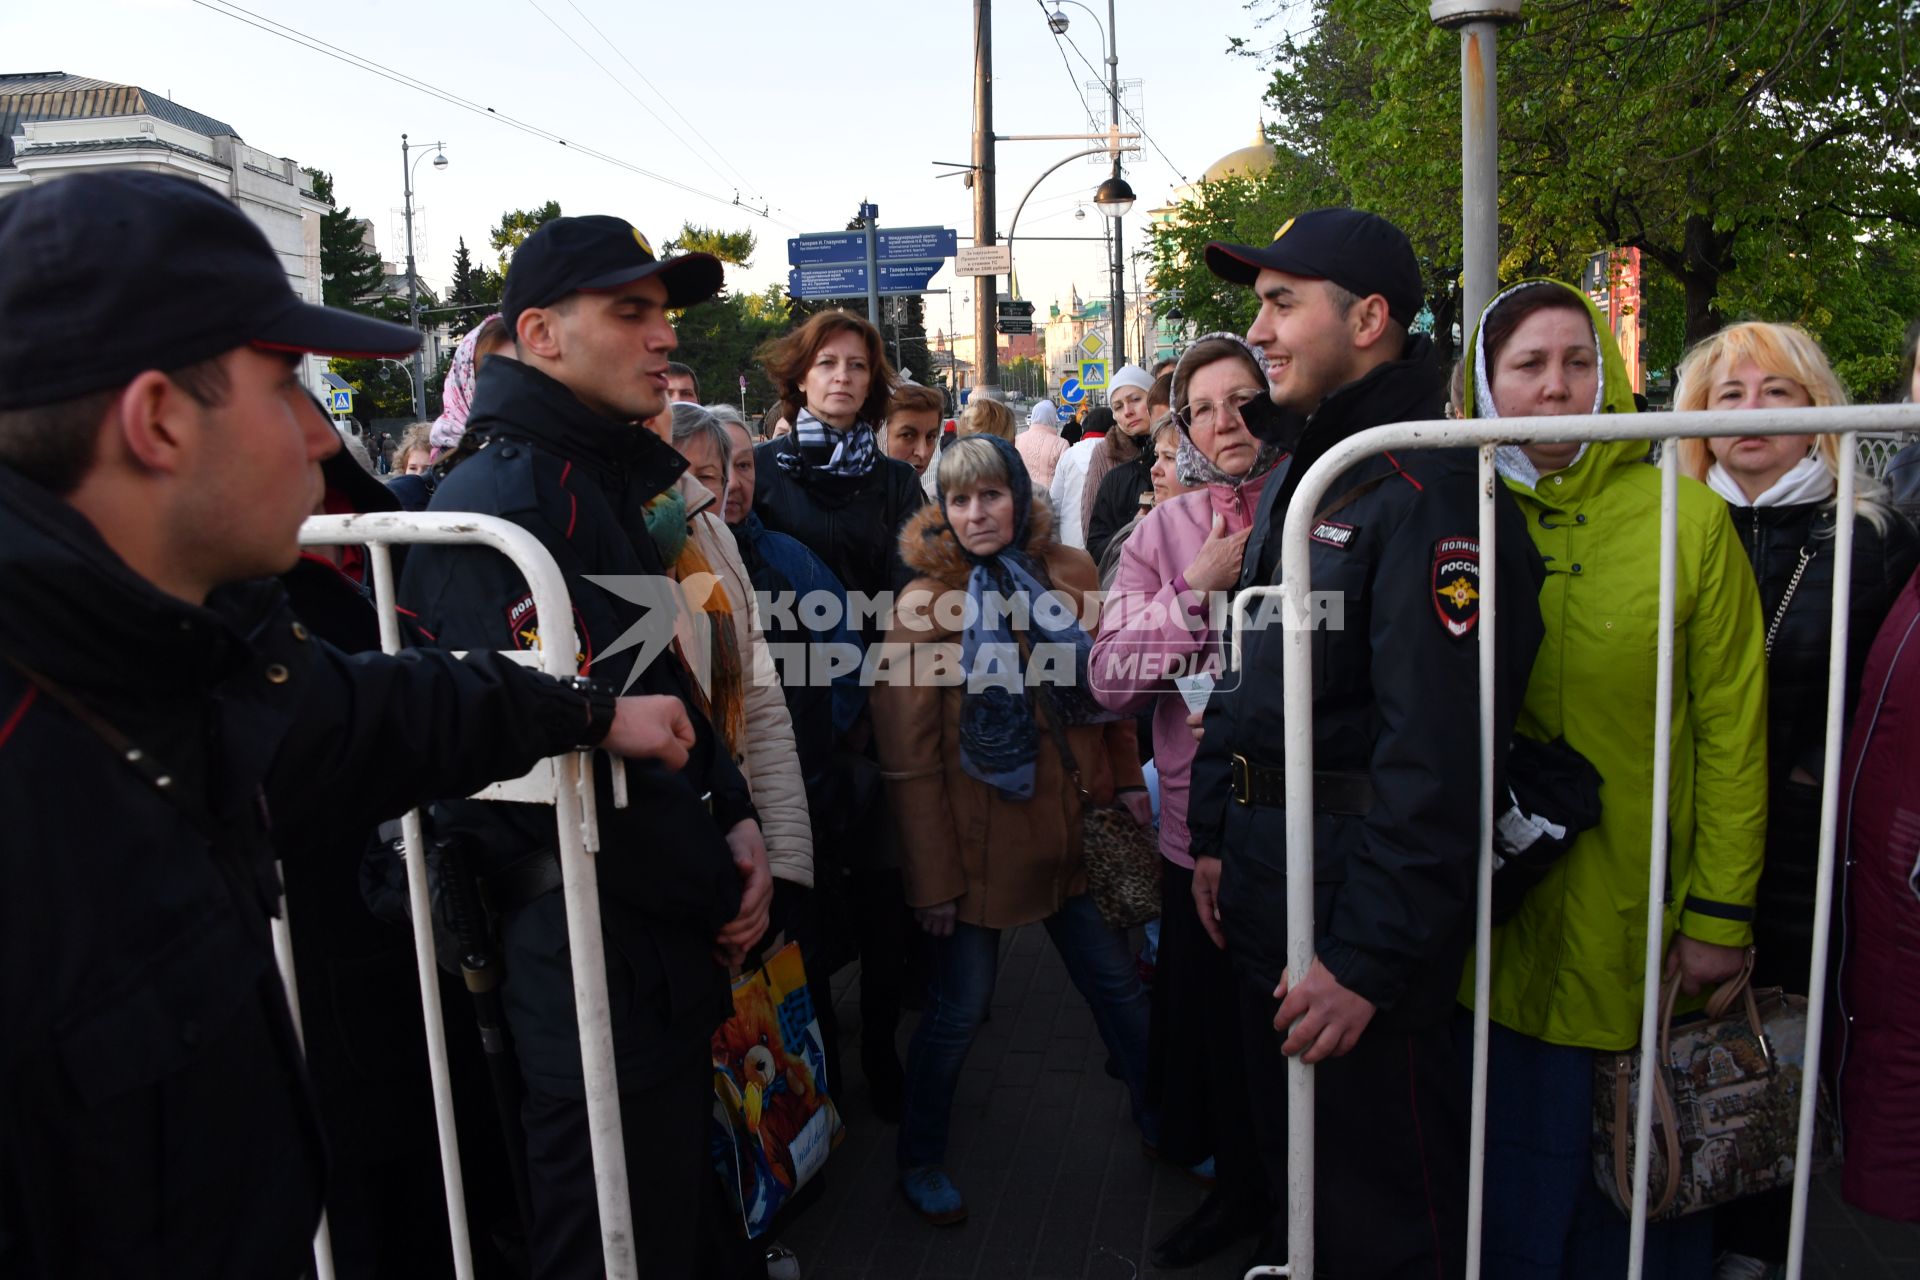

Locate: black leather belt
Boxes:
[1230,754,1375,814]
[486,850,565,914]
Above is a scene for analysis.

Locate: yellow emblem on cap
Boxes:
[1272,217,1296,242]
[632,227,654,257]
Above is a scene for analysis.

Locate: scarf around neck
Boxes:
[777,407,879,479]
[938,435,1111,799]
[429,314,501,452]
[1707,454,1834,508]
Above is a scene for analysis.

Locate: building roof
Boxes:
[1201,125,1279,185]
[0,71,241,168]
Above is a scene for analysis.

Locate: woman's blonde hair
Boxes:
[392,421,434,470]
[936,433,1010,495]
[1672,321,1889,530]
[959,396,1016,442]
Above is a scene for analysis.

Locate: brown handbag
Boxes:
[1592,952,1837,1220]
[1030,682,1162,930]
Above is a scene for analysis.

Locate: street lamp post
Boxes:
[1047,3,1134,361]
[400,133,449,421]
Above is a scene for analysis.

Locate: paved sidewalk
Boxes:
[780,925,1919,1280]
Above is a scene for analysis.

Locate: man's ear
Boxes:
[1348,295,1396,353]
[516,306,565,361]
[112,370,198,476]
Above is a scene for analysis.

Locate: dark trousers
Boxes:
[851,865,916,1065]
[1149,862,1265,1209]
[521,1064,760,1280]
[1240,980,1468,1279]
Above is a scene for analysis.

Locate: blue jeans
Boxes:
[897,893,1153,1170]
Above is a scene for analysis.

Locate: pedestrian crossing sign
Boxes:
[328,389,353,414]
[1079,359,1108,390]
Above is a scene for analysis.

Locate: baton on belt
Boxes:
[435,833,536,1239]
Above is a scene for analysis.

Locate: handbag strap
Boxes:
[1764,547,1814,661]
[1028,678,1091,801]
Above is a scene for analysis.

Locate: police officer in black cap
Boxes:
[398,215,778,1278]
[1183,209,1545,1276]
[0,171,703,1278]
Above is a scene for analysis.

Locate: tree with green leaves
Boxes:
[1250,0,1920,375]
[448,236,501,311]
[673,282,791,415]
[303,168,386,314]
[489,201,563,272]
[662,224,757,271]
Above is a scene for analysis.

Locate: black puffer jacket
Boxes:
[1086,449,1154,566]
[1188,336,1545,1027]
[752,431,925,635]
[1723,498,1920,975]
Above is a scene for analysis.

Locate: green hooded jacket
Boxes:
[1459,280,1769,1050]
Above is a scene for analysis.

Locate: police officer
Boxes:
[0,172,701,1278]
[1184,209,1545,1277]
[398,215,777,1278]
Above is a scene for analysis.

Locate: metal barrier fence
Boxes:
[289,513,638,1280]
[1231,404,1920,1280]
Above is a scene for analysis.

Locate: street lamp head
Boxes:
[1047,6,1070,35]
[1093,175,1136,219]
[1075,206,1087,221]
[432,151,449,170]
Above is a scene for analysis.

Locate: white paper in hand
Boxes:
[1174,672,1215,715]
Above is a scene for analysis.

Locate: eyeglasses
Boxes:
[1180,387,1265,431]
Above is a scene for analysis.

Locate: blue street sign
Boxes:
[787,232,866,266]
[329,388,353,413]
[859,202,879,221]
[1059,377,1085,405]
[788,259,948,300]
[876,227,957,262]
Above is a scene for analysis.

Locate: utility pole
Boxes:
[1104,0,1123,364]
[972,0,1000,399]
[1431,0,1523,331]
[401,133,423,421]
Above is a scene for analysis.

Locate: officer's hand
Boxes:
[915,900,959,938]
[1191,855,1228,950]
[1183,513,1253,596]
[1274,957,1376,1063]
[1666,934,1749,998]
[714,820,772,966]
[602,695,697,771]
[1186,710,1205,743]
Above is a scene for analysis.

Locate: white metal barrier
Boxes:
[284,512,638,1280]
[1229,403,1920,1280]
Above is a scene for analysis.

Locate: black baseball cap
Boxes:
[501,215,724,329]
[0,171,420,411]
[1205,208,1424,328]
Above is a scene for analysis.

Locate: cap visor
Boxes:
[1203,242,1267,285]
[253,298,422,359]
[576,252,726,309]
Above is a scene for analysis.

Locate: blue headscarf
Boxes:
[936,434,1112,800]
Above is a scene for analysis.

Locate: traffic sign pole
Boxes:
[862,203,880,325]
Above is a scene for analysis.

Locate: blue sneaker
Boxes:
[1187,1156,1217,1186]
[900,1165,968,1226]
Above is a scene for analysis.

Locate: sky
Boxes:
[10,0,1287,344]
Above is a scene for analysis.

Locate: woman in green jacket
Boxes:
[1454,280,1769,1278]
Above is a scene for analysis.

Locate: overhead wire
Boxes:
[1054,25,1190,185]
[557,0,767,203]
[187,0,800,230]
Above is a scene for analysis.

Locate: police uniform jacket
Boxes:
[1186,336,1546,1029]
[399,356,752,1099]
[0,463,617,1279]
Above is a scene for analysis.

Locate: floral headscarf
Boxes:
[429,314,501,452]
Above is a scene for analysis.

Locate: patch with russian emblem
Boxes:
[504,593,593,671]
[1431,536,1480,638]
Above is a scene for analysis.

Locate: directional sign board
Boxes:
[1079,359,1109,390]
[788,259,949,300]
[997,318,1033,336]
[877,226,957,261]
[1059,377,1086,405]
[328,388,354,414]
[787,232,866,266]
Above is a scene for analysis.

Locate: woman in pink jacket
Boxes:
[1090,333,1287,1269]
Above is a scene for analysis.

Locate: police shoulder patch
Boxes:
[1431,536,1480,638]
[1310,519,1358,549]
[505,593,541,651]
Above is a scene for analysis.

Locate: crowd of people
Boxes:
[3,167,1920,1280]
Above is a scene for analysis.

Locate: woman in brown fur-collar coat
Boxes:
[870,433,1153,1225]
